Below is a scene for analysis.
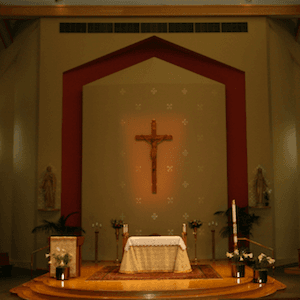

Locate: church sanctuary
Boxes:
[1,1,300,299]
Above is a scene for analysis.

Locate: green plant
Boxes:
[214,205,260,238]
[32,212,85,236]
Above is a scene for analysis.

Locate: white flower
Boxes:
[234,249,239,255]
[48,260,52,265]
[258,253,266,262]
[243,253,253,259]
[56,247,61,252]
[240,257,244,261]
[45,253,50,258]
[226,252,234,258]
[267,257,275,264]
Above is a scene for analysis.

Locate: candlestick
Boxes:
[208,221,218,261]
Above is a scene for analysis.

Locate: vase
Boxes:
[253,269,268,283]
[231,263,245,278]
[56,267,70,280]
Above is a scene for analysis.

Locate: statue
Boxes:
[41,166,57,209]
[255,167,268,207]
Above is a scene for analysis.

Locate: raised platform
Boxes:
[284,266,300,275]
[10,260,286,299]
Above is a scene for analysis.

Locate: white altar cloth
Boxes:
[120,236,191,273]
[124,236,187,251]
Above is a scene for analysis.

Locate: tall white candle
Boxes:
[183,223,186,233]
[232,199,238,248]
[123,224,126,234]
[232,200,237,224]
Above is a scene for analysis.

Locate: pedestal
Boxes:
[49,236,84,278]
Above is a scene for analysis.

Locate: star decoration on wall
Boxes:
[120,212,125,220]
[197,134,203,141]
[136,198,142,204]
[198,166,204,172]
[120,181,126,188]
[151,213,158,220]
[120,88,126,95]
[197,104,203,110]
[167,197,173,204]
[135,229,142,236]
[151,88,157,95]
[182,119,188,126]
[167,104,173,110]
[183,212,189,219]
[198,197,204,204]
[168,229,174,235]
[135,104,141,110]
[167,166,173,172]
[182,149,189,157]
[182,181,189,188]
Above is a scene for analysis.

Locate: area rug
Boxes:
[86,265,222,281]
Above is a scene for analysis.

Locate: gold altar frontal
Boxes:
[11,260,286,300]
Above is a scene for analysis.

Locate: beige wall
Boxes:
[82,61,227,260]
[0,20,39,268]
[37,16,275,263]
[268,19,300,263]
[2,16,299,268]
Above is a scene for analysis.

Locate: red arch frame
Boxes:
[62,36,248,242]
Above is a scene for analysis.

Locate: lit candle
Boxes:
[232,199,238,248]
[92,224,95,228]
[126,224,128,233]
[123,224,126,234]
[183,223,186,233]
[96,222,98,227]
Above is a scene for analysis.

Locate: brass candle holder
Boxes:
[92,222,102,264]
[208,221,218,262]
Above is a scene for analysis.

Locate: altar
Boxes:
[119,236,192,274]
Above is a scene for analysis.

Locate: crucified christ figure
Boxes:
[135,120,173,194]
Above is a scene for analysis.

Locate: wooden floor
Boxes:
[10,260,286,300]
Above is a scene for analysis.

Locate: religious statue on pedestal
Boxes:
[255,167,268,207]
[41,166,57,209]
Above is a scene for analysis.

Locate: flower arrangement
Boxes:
[250,253,275,270]
[46,247,72,269]
[226,249,253,265]
[111,219,123,229]
[188,219,203,229]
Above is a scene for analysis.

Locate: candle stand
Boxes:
[191,227,198,265]
[115,228,120,265]
[208,221,218,262]
[92,223,102,264]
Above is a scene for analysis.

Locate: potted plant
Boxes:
[214,205,260,248]
[226,248,253,278]
[32,212,85,236]
[249,253,275,283]
[46,247,72,280]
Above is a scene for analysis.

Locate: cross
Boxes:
[135,119,173,194]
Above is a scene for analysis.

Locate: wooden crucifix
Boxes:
[135,119,173,194]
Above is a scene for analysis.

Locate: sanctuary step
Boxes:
[10,260,286,300]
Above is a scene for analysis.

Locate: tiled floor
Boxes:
[1,264,300,299]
